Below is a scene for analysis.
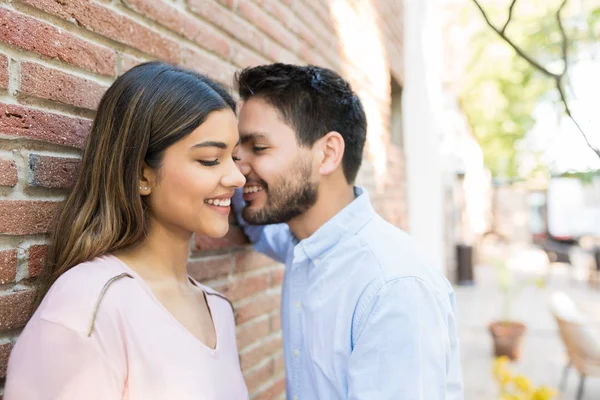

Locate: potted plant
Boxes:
[488,261,546,360]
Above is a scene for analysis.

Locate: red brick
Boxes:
[19,62,107,110]
[28,154,80,189]
[215,0,236,9]
[237,0,300,53]
[119,53,145,75]
[187,1,268,57]
[236,292,279,324]
[21,0,180,63]
[236,316,270,350]
[187,255,232,282]
[287,0,336,41]
[0,53,7,89]
[0,200,58,235]
[0,341,11,378]
[193,226,248,252]
[270,312,281,332]
[0,249,17,284]
[123,0,230,59]
[0,159,17,187]
[0,103,91,149]
[243,359,272,393]
[234,250,278,273]
[271,266,284,286]
[0,289,35,333]
[253,375,285,400]
[0,8,116,76]
[214,272,270,303]
[229,45,269,69]
[239,334,282,370]
[273,351,285,375]
[259,0,318,47]
[182,48,237,87]
[28,244,48,279]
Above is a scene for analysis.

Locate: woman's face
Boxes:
[143,108,245,239]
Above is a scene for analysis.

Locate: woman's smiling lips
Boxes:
[205,194,233,215]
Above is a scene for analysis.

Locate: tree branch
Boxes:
[471,0,600,159]
[471,0,559,79]
[556,0,569,77]
[501,0,519,34]
[555,78,600,157]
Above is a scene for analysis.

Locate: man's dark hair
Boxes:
[235,63,367,183]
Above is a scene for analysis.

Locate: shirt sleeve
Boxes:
[232,188,294,264]
[5,317,124,400]
[347,277,464,400]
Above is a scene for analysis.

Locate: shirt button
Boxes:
[314,258,321,265]
[295,301,302,309]
[293,349,300,358]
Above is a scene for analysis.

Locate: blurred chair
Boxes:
[549,291,600,400]
[568,246,597,285]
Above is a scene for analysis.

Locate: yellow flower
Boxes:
[493,356,511,379]
[513,375,532,393]
[499,369,512,388]
[535,278,546,288]
[531,386,558,400]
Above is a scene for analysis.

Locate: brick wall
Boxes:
[0,0,405,398]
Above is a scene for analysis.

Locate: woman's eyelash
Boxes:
[199,159,219,166]
[233,156,241,162]
[253,147,267,152]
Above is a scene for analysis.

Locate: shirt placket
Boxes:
[289,257,308,400]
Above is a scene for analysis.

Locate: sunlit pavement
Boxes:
[456,244,600,399]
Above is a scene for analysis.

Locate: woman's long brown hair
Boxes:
[34,62,236,309]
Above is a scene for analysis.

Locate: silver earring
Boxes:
[144,186,148,190]
[139,186,142,190]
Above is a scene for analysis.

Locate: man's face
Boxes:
[236,97,318,225]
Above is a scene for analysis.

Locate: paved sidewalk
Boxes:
[456,245,600,399]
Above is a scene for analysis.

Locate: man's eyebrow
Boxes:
[239,132,268,144]
[191,141,228,149]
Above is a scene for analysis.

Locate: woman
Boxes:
[5,62,248,399]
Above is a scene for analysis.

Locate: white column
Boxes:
[403,0,446,271]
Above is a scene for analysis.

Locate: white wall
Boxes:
[403,0,446,271]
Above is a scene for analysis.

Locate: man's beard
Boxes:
[242,157,318,225]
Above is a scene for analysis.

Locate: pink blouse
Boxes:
[5,255,248,400]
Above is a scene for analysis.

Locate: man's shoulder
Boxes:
[355,216,453,296]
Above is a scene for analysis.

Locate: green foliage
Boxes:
[455,0,599,179]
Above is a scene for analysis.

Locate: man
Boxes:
[233,63,463,400]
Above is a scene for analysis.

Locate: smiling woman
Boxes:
[4,62,248,400]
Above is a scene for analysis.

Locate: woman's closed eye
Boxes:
[199,155,241,166]
[253,146,267,153]
[199,159,220,166]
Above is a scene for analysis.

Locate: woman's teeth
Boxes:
[243,186,263,193]
[206,198,231,206]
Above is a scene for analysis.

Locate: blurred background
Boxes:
[440,0,600,399]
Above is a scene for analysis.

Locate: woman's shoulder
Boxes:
[36,255,136,335]
[190,279,235,315]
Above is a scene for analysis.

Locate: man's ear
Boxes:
[316,131,345,177]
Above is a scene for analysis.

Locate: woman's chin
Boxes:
[200,225,230,240]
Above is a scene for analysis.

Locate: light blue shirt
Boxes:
[235,187,464,400]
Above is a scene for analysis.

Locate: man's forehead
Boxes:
[239,131,269,143]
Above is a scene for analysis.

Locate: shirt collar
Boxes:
[294,186,375,263]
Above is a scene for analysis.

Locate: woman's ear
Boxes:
[138,162,156,196]
[317,131,345,177]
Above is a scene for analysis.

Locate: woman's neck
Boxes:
[114,219,192,285]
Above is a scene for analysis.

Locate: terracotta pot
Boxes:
[489,321,526,361]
